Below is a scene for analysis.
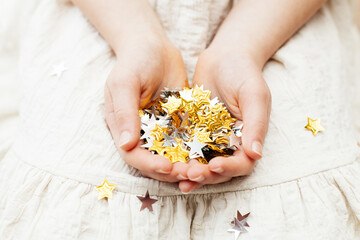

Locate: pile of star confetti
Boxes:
[139,85,243,164]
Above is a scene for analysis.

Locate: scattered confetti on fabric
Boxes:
[96,178,116,200]
[140,85,243,164]
[305,117,324,136]
[137,191,158,212]
[228,211,250,239]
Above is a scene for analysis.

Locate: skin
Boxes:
[71,0,327,193]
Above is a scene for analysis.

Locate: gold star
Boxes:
[164,144,189,163]
[195,129,213,143]
[161,96,182,114]
[151,124,167,141]
[192,85,211,101]
[149,139,166,155]
[305,117,325,136]
[96,178,116,200]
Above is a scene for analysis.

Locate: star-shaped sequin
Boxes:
[228,211,250,239]
[137,191,158,212]
[96,178,116,200]
[50,62,68,79]
[180,88,194,102]
[162,133,177,147]
[185,135,206,158]
[162,96,182,114]
[305,117,324,136]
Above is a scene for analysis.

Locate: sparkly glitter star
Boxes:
[192,85,210,100]
[162,133,177,147]
[149,139,166,155]
[96,178,116,200]
[229,131,242,148]
[141,137,154,148]
[137,191,158,212]
[194,129,212,143]
[228,211,250,239]
[185,135,206,158]
[164,144,189,163]
[162,96,182,114]
[50,62,68,79]
[180,88,194,102]
[305,117,325,136]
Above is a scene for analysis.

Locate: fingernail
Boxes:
[181,190,190,194]
[189,175,204,182]
[176,174,188,180]
[155,169,171,174]
[119,131,131,148]
[211,167,224,173]
[252,141,263,157]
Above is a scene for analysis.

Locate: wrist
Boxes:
[208,34,269,70]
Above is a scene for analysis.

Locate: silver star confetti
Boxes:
[228,211,250,239]
[50,62,68,79]
[162,133,177,147]
[185,135,206,158]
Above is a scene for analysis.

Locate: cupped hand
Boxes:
[105,34,191,182]
[179,48,271,193]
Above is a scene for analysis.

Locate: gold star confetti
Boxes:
[305,117,325,136]
[161,96,182,114]
[139,86,239,164]
[96,178,116,200]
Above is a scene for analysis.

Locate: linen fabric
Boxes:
[0,0,360,239]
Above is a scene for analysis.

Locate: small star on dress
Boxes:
[305,117,325,136]
[137,191,158,212]
[50,62,68,79]
[96,178,116,200]
[228,211,250,239]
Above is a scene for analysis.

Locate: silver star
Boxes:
[233,122,244,137]
[185,135,206,158]
[179,88,194,102]
[140,125,153,140]
[50,62,68,79]
[229,131,242,148]
[141,137,154,148]
[210,97,219,107]
[162,133,177,147]
[228,217,248,240]
[141,114,150,126]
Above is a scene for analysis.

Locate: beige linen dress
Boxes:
[0,0,360,239]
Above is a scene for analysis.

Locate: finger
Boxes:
[140,171,179,183]
[187,159,232,184]
[239,82,271,160]
[172,162,190,181]
[120,146,173,174]
[139,160,189,183]
[105,86,121,142]
[208,148,256,177]
[178,180,203,193]
[107,74,141,151]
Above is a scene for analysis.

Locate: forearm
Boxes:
[210,0,327,67]
[71,0,166,54]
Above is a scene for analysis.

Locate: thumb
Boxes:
[239,83,271,160]
[107,78,141,151]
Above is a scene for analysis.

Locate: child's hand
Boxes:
[105,35,190,182]
[179,48,271,192]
